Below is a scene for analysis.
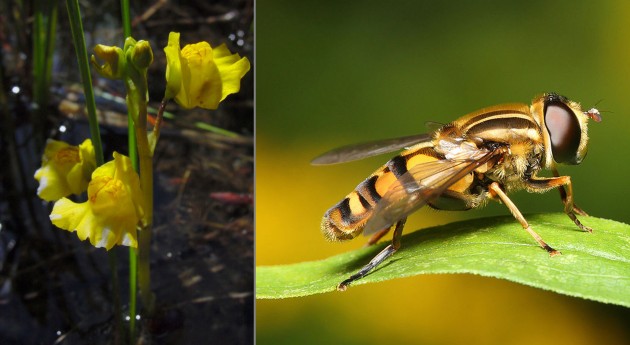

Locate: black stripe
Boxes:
[357,192,371,209]
[387,156,408,178]
[358,175,381,203]
[462,109,530,130]
[338,198,352,223]
[390,154,421,193]
[467,117,535,137]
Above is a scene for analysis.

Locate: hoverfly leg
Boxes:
[338,218,407,291]
[569,203,589,217]
[488,182,561,256]
[364,227,392,247]
[560,195,592,231]
[530,173,593,233]
[551,168,592,229]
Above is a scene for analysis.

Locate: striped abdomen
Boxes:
[321,141,473,241]
[321,105,543,242]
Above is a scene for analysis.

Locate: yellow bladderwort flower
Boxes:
[50,152,146,250]
[164,31,250,109]
[34,139,96,201]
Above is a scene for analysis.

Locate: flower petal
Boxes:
[35,165,71,201]
[164,32,183,100]
[91,44,126,80]
[79,139,97,179]
[49,152,143,250]
[50,197,92,240]
[177,42,222,109]
[213,44,250,101]
[35,139,96,201]
[112,152,145,222]
[164,33,249,110]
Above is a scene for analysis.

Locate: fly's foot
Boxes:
[567,211,593,233]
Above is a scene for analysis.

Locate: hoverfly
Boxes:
[312,93,602,291]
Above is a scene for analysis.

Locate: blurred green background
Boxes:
[256,1,630,344]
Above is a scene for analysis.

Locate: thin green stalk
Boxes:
[66,0,121,339]
[120,0,138,340]
[121,0,137,169]
[120,0,132,39]
[194,121,240,138]
[32,0,57,148]
[65,0,104,165]
[135,98,155,315]
[128,247,137,339]
[124,67,155,314]
[128,120,138,169]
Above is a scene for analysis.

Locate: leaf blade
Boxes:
[256,213,630,307]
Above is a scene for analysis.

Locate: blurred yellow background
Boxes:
[256,1,630,344]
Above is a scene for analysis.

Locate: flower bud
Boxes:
[91,44,125,79]
[130,40,154,71]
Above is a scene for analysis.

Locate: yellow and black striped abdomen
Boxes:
[322,143,449,241]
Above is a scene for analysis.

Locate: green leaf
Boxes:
[256,213,630,307]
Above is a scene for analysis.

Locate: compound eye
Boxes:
[544,103,581,164]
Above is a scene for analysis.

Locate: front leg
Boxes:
[552,168,588,216]
[488,182,560,255]
[525,174,592,233]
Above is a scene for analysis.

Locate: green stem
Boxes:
[135,100,155,315]
[120,0,132,39]
[124,73,155,314]
[120,3,137,168]
[65,0,104,165]
[32,0,57,148]
[119,0,138,340]
[137,206,154,314]
[66,0,121,338]
[128,247,137,339]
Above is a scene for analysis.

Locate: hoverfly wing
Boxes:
[424,121,445,133]
[311,133,432,165]
[362,145,503,236]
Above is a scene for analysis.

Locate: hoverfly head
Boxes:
[539,93,600,166]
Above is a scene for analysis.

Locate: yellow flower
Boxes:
[50,152,145,250]
[34,139,96,201]
[164,31,250,109]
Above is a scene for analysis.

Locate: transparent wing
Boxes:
[362,142,503,236]
[424,121,445,133]
[311,133,432,165]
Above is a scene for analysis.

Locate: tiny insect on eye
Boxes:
[544,101,582,164]
[586,108,602,123]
